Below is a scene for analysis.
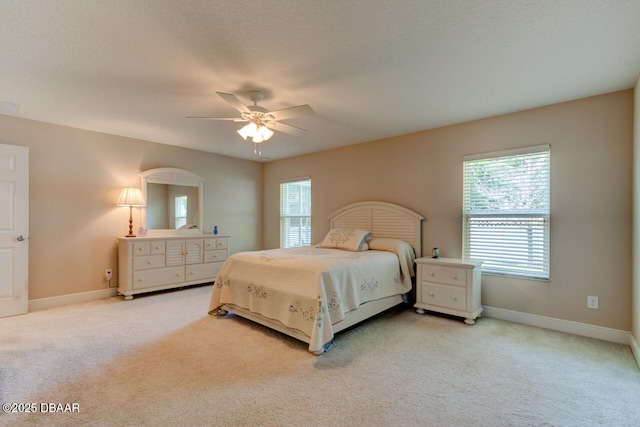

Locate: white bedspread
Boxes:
[208,246,413,353]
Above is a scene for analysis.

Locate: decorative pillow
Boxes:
[320,228,371,252]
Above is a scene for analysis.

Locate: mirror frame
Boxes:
[139,167,205,236]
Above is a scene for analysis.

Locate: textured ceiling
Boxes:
[1,1,640,161]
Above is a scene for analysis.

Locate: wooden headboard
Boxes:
[328,201,425,257]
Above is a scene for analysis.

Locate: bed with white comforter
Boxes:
[208,201,424,354]
[209,240,415,354]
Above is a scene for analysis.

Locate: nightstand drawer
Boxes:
[440,267,467,286]
[421,282,466,311]
[420,265,441,282]
[421,265,468,287]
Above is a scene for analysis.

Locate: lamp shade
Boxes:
[117,187,145,207]
[237,122,274,143]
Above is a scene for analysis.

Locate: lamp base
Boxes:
[126,207,136,238]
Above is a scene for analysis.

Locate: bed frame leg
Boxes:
[312,340,334,355]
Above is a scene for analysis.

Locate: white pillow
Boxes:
[320,228,371,252]
[368,237,413,255]
[368,238,416,278]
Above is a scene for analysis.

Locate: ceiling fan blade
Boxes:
[269,104,314,121]
[185,116,246,122]
[266,121,307,137]
[216,92,251,114]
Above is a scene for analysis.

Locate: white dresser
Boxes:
[118,235,229,300]
[414,257,483,324]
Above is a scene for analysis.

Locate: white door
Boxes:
[0,143,29,317]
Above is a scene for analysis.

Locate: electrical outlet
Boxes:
[105,269,113,281]
[587,295,598,309]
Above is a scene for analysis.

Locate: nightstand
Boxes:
[414,257,483,325]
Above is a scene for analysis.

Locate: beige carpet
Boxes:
[1,284,638,427]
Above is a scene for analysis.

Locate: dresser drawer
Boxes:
[133,241,167,256]
[205,238,228,251]
[133,241,150,256]
[186,262,220,282]
[133,266,184,289]
[204,249,227,263]
[132,254,165,271]
[421,282,466,311]
[149,241,165,254]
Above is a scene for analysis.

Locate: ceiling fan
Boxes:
[187,91,314,155]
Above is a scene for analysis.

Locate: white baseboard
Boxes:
[482,306,631,345]
[29,288,118,312]
[631,334,640,368]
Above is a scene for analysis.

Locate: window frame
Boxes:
[280,177,311,248]
[174,194,188,229]
[462,145,550,280]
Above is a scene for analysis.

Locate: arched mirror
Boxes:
[140,167,204,236]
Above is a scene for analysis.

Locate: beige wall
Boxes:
[0,115,262,300]
[264,90,633,331]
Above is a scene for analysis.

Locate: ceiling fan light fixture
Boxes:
[237,122,273,143]
[188,90,313,157]
[237,122,257,140]
[259,125,274,141]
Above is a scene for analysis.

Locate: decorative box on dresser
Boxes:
[414,257,483,325]
[118,235,229,300]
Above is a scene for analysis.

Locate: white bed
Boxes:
[208,201,424,354]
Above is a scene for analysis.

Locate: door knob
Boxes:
[17,235,26,241]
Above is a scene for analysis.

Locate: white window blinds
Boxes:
[280,178,311,248]
[462,145,550,279]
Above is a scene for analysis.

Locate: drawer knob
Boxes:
[451,296,457,301]
[429,272,435,277]
[451,275,457,280]
[147,260,151,264]
[428,292,435,297]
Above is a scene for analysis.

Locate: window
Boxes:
[175,195,187,229]
[462,145,550,280]
[280,178,311,248]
